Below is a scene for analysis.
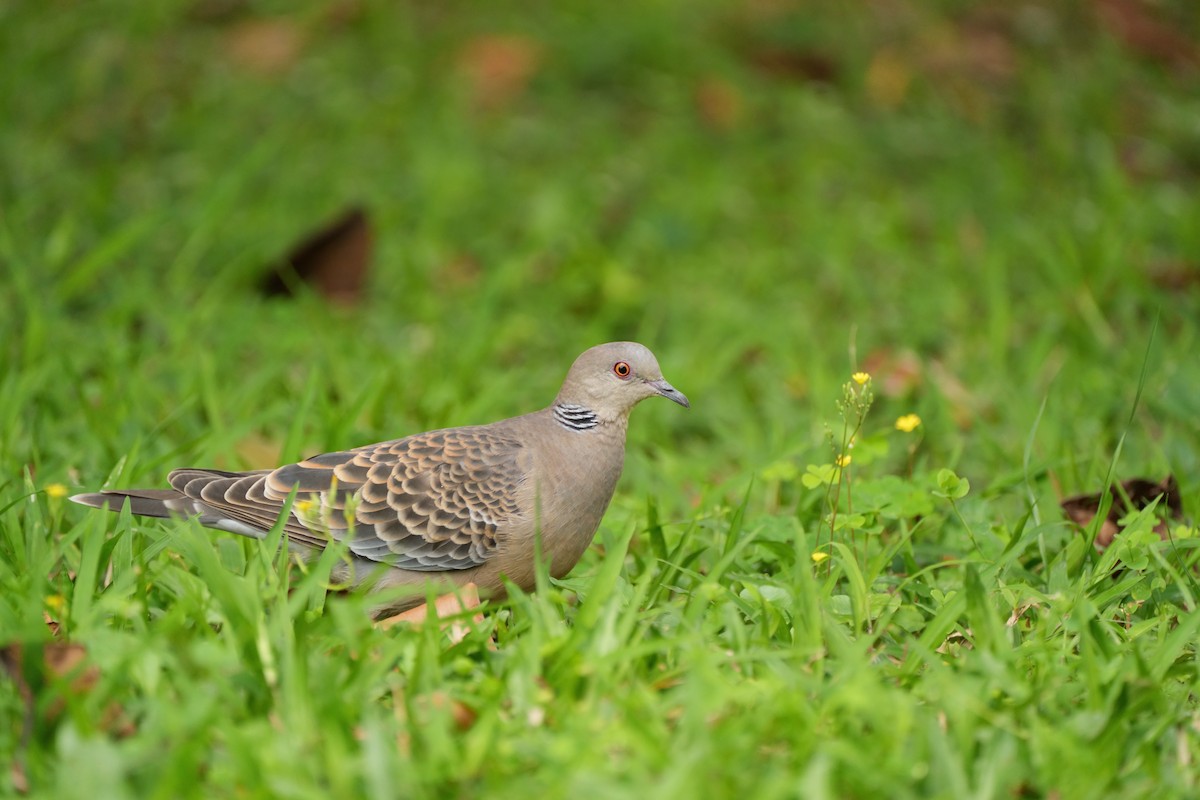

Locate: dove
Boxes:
[71,342,689,615]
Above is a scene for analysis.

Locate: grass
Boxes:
[3,1,1200,797]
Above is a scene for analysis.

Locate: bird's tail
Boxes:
[69,489,192,519]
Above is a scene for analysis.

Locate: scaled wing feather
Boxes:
[170,426,526,571]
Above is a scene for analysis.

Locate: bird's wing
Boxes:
[170,426,528,571]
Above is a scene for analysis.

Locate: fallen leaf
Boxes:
[433,252,483,292]
[1148,259,1200,292]
[391,687,478,756]
[921,20,1016,86]
[1093,0,1200,73]
[1061,476,1183,549]
[1006,601,1038,628]
[231,432,286,470]
[695,77,744,131]
[936,628,973,654]
[743,47,839,85]
[422,690,478,731]
[885,10,1019,124]
[865,47,914,109]
[260,207,373,305]
[187,0,247,23]
[2,619,135,744]
[860,348,923,398]
[223,17,307,75]
[321,0,366,30]
[1,641,98,742]
[456,35,542,111]
[926,359,978,430]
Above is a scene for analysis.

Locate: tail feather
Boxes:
[71,484,274,541]
[69,489,190,519]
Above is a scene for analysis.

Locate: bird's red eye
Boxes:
[613,361,632,378]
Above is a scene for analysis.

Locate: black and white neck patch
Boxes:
[553,403,599,431]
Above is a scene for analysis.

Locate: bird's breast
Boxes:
[509,424,627,580]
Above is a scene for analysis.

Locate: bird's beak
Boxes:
[648,379,690,409]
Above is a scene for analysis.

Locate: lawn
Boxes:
[3,1,1200,797]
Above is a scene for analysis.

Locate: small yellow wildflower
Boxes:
[895,413,922,433]
[835,453,852,468]
[294,499,315,514]
[811,551,830,564]
[45,483,69,499]
[852,372,870,385]
[45,594,66,613]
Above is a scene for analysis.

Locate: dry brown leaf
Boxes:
[2,641,99,746]
[1006,601,1037,628]
[232,432,286,470]
[456,35,542,111]
[957,215,986,256]
[321,0,366,30]
[1093,0,1200,73]
[1148,259,1200,292]
[2,620,136,743]
[922,26,1015,85]
[223,17,307,75]
[695,77,744,131]
[261,207,373,305]
[866,48,914,109]
[1,641,96,699]
[421,690,478,731]
[936,628,973,655]
[434,253,483,292]
[860,348,923,398]
[392,688,478,756]
[744,47,839,85]
[926,360,977,430]
[1061,476,1183,550]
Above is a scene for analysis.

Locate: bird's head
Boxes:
[556,341,689,421]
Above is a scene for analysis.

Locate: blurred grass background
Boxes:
[2,0,1200,797]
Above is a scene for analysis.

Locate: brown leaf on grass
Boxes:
[695,77,745,131]
[743,47,839,85]
[419,690,478,731]
[2,623,133,747]
[860,348,923,398]
[865,48,914,109]
[936,628,973,655]
[911,21,1015,123]
[320,0,366,30]
[1147,259,1200,292]
[926,360,979,430]
[223,17,307,75]
[456,35,542,111]
[1093,0,1200,73]
[1,642,96,703]
[187,0,248,24]
[231,432,286,471]
[1061,476,1183,550]
[391,688,478,756]
[433,253,483,292]
[920,19,1017,86]
[260,207,373,305]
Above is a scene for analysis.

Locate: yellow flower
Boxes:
[294,499,315,514]
[852,372,870,385]
[811,551,830,564]
[895,414,922,433]
[45,483,69,499]
[45,594,66,613]
[835,453,851,468]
